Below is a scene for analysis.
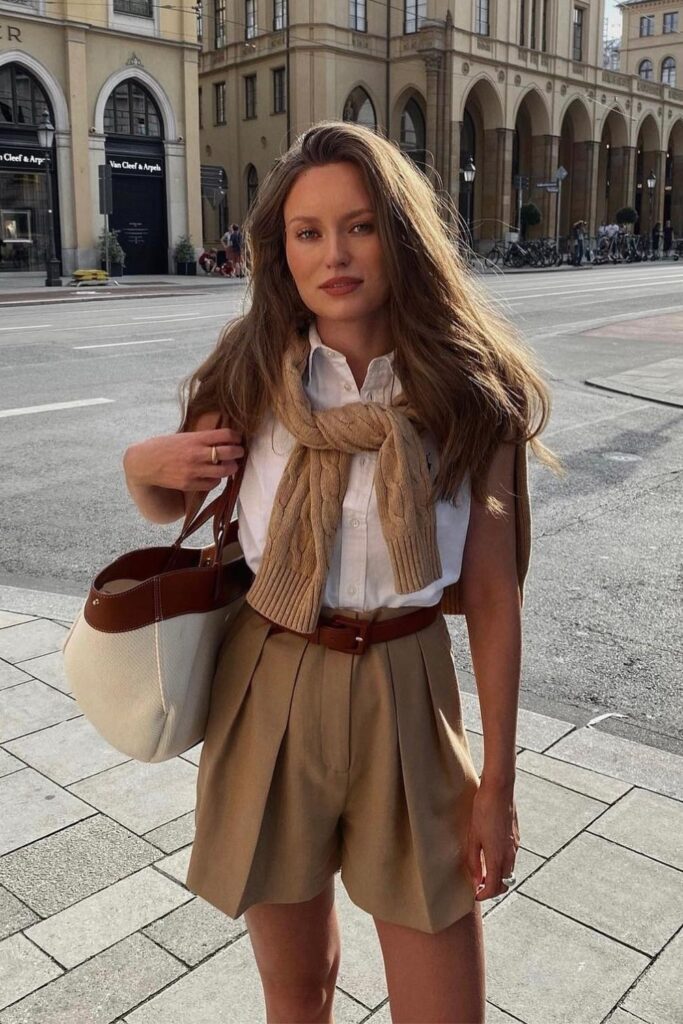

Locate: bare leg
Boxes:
[373,904,485,1023]
[245,878,341,1024]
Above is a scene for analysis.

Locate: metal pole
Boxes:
[44,152,62,287]
[105,211,111,277]
[556,179,562,256]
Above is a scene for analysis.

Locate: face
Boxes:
[283,161,391,320]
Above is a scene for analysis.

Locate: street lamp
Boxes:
[461,156,476,249]
[37,111,62,287]
[645,169,657,255]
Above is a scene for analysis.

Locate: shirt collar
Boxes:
[306,320,395,380]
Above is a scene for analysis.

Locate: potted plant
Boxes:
[616,206,637,232]
[520,202,541,240]
[98,228,126,277]
[174,235,197,275]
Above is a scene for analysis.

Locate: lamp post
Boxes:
[461,155,476,250]
[646,169,656,256]
[36,112,62,287]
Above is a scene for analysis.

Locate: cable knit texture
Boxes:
[245,330,444,633]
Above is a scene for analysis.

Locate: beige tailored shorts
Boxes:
[185,599,481,934]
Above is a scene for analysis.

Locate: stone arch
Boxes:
[0,51,69,131]
[342,84,378,130]
[634,113,662,233]
[512,85,551,136]
[459,76,505,243]
[458,74,504,130]
[393,89,427,172]
[558,96,595,237]
[93,67,177,139]
[597,105,630,223]
[512,86,552,239]
[665,118,683,232]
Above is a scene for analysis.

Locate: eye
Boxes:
[295,222,374,240]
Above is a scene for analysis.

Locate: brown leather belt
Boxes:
[262,601,442,655]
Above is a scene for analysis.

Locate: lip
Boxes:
[320,277,363,289]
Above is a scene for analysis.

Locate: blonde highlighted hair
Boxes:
[179,119,563,513]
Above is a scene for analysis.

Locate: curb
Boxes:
[0,280,245,308]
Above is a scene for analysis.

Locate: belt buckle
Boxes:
[327,614,372,655]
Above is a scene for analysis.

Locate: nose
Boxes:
[324,229,351,267]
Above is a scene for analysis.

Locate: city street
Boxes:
[1,263,681,756]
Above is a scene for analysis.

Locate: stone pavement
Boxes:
[0,585,681,1024]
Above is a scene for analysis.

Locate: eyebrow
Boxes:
[286,207,375,226]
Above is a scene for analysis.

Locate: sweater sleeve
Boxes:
[440,440,532,615]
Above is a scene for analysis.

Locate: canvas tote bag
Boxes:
[61,434,253,763]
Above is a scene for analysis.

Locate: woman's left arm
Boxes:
[458,439,522,901]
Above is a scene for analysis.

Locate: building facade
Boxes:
[0,0,201,275]
[198,0,683,248]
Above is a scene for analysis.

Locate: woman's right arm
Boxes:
[122,410,244,525]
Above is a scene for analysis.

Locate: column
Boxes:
[609,145,636,217]
[484,127,515,239]
[424,52,442,187]
[531,133,559,236]
[670,153,683,234]
[65,25,90,271]
[182,47,202,253]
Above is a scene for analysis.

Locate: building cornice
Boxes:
[0,9,199,51]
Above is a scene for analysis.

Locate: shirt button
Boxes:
[344,383,353,392]
[359,456,367,467]
[347,585,357,596]
[351,518,360,528]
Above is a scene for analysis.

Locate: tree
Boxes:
[520,202,541,240]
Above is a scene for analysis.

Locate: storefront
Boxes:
[103,78,168,275]
[0,63,61,274]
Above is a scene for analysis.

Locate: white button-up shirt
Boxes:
[237,320,471,610]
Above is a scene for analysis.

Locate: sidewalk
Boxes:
[0,273,245,308]
[0,584,681,1023]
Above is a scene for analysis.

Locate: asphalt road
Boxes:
[1,264,681,755]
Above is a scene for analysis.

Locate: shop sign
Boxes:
[0,149,47,169]
[0,24,22,43]
[108,156,163,177]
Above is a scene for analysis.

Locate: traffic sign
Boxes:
[555,165,568,181]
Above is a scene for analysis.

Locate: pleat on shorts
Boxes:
[185,599,481,934]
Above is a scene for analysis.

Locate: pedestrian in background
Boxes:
[222,222,243,277]
[571,219,586,265]
[663,219,674,257]
[651,221,661,259]
[122,120,562,1023]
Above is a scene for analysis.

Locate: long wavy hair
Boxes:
[179,119,563,514]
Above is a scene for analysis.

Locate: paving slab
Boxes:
[179,741,202,766]
[0,816,161,917]
[459,691,572,750]
[0,620,68,665]
[0,888,38,942]
[0,767,94,857]
[481,846,545,917]
[520,832,683,955]
[67,756,198,835]
[0,680,79,743]
[0,933,186,1024]
[0,661,31,692]
[484,893,649,1024]
[587,788,683,870]
[0,933,62,1012]
[0,614,34,630]
[515,748,631,803]
[143,896,246,966]
[124,936,367,1024]
[14,652,69,694]
[153,846,192,885]
[25,866,193,969]
[585,355,683,407]
[0,751,23,779]
[143,812,195,854]
[513,769,607,857]
[5,716,130,786]
[334,878,388,1010]
[622,928,683,1024]
[547,726,683,800]
[0,590,82,622]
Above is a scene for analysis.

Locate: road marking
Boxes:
[530,302,683,339]
[0,323,52,332]
[132,313,227,323]
[73,337,173,349]
[0,398,113,419]
[498,278,681,302]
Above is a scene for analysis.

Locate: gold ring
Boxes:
[211,445,219,465]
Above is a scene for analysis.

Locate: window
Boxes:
[475,0,489,35]
[342,86,376,129]
[103,79,163,137]
[198,87,203,129]
[0,63,52,127]
[349,0,367,32]
[572,6,584,62]
[542,0,549,50]
[531,0,537,48]
[639,58,654,79]
[519,0,526,45]
[245,0,257,39]
[214,81,226,124]
[214,0,226,48]
[247,164,259,208]
[272,67,286,113]
[404,0,426,34]
[197,3,203,41]
[244,74,256,118]
[639,15,654,36]
[662,55,676,84]
[663,12,678,33]
[113,0,153,16]
[399,98,426,170]
[273,0,287,31]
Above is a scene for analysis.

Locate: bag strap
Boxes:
[171,413,248,552]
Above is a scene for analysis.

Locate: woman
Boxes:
[123,121,562,1023]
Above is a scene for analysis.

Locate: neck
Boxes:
[314,309,393,380]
